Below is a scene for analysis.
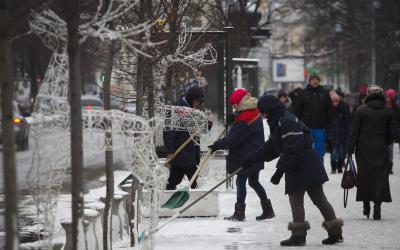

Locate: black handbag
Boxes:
[341,155,357,207]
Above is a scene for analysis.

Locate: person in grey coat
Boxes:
[242,94,343,246]
[347,84,395,220]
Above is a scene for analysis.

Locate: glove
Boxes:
[208,120,213,130]
[241,156,254,169]
[226,113,236,126]
[208,143,218,153]
[270,168,285,185]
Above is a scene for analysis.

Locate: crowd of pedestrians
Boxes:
[164,73,399,247]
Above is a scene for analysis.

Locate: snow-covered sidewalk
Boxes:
[152,146,400,250]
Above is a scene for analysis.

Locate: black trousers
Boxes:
[166,165,198,190]
[289,185,336,222]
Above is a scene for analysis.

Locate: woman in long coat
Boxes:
[347,84,395,220]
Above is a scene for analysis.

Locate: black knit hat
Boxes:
[257,94,285,115]
[308,74,320,82]
[186,86,205,107]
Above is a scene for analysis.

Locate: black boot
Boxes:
[280,221,310,246]
[337,159,344,173]
[389,162,393,175]
[330,160,337,174]
[256,199,275,220]
[224,202,245,221]
[363,201,370,219]
[373,203,381,220]
[322,218,344,245]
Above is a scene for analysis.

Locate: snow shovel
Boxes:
[161,127,227,209]
[139,166,244,242]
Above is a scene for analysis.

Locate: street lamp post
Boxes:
[335,23,343,89]
[371,0,381,84]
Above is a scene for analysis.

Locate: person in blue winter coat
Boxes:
[164,86,205,190]
[208,89,275,221]
[242,94,343,246]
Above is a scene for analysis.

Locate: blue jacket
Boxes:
[212,109,265,176]
[163,97,200,167]
[254,95,329,194]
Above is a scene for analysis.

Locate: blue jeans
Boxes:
[236,172,268,204]
[311,129,326,162]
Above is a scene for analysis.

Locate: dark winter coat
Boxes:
[212,109,265,176]
[253,95,329,194]
[163,97,201,167]
[331,101,352,146]
[294,84,335,133]
[347,93,395,203]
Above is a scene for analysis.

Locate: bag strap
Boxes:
[343,188,349,208]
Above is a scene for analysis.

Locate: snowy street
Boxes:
[150,146,400,250]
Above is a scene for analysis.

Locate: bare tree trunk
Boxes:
[0,29,20,250]
[136,55,144,116]
[66,0,84,248]
[102,40,115,250]
[145,59,155,118]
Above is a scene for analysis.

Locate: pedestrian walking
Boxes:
[294,74,335,162]
[208,89,274,221]
[242,94,343,246]
[385,88,400,174]
[347,84,396,220]
[277,90,293,112]
[164,86,205,190]
[328,91,351,174]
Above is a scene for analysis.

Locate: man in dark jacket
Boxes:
[164,86,205,190]
[294,75,335,162]
[347,84,395,220]
[209,89,274,221]
[328,91,351,174]
[243,94,343,246]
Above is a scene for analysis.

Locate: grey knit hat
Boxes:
[367,84,383,95]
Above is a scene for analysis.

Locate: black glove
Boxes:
[208,120,213,130]
[270,168,285,185]
[241,157,254,169]
[208,143,218,153]
[226,113,236,126]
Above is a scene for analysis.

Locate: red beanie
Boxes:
[230,88,248,105]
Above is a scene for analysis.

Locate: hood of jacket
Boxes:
[365,93,386,110]
[257,94,285,128]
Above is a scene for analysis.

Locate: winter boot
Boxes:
[224,202,245,221]
[363,201,370,218]
[330,160,337,174]
[373,203,381,220]
[280,221,310,246]
[322,218,344,245]
[256,199,275,220]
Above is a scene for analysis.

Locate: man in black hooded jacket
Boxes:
[163,86,205,190]
[242,94,343,246]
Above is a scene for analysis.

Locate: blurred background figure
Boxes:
[277,90,293,112]
[385,89,400,174]
[294,74,335,163]
[328,91,351,174]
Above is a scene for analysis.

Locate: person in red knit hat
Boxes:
[208,89,275,221]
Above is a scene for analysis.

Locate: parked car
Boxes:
[120,102,136,114]
[81,95,103,111]
[0,101,30,151]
